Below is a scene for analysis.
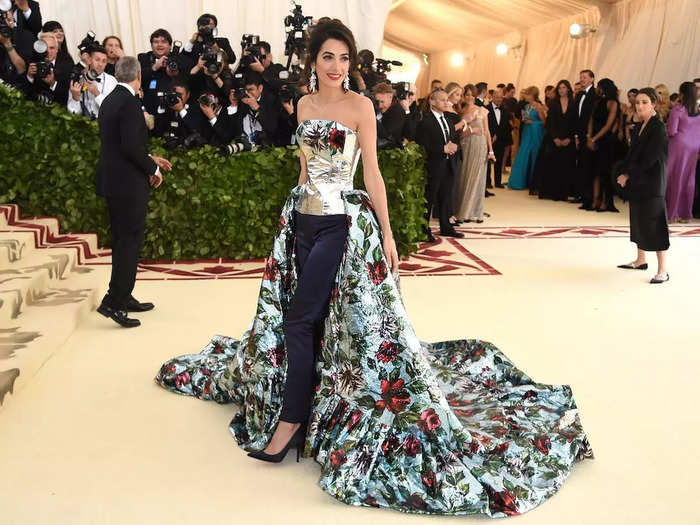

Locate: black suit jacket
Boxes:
[377,103,406,146]
[619,116,668,200]
[183,37,236,66]
[14,1,42,37]
[97,85,157,197]
[416,111,460,176]
[575,85,597,139]
[486,103,512,147]
[209,104,244,146]
[239,88,283,146]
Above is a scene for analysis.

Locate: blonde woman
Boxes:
[654,83,671,122]
[455,83,496,222]
[508,86,547,190]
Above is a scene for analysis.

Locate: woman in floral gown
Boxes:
[155,19,593,518]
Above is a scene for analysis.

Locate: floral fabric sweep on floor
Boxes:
[155,187,593,517]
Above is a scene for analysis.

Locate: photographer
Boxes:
[102,35,123,76]
[188,41,232,102]
[239,70,282,147]
[158,79,210,147]
[67,44,116,118]
[240,39,286,91]
[182,13,235,67]
[0,9,32,85]
[402,82,421,141]
[374,82,405,148]
[357,49,381,91]
[8,0,41,37]
[202,87,244,147]
[23,31,69,104]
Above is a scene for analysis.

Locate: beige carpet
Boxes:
[1,188,699,525]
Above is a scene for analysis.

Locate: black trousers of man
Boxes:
[491,140,507,187]
[576,147,595,206]
[426,162,455,234]
[103,192,149,311]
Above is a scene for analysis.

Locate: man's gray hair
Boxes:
[115,56,140,83]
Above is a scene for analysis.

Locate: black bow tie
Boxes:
[494,106,500,109]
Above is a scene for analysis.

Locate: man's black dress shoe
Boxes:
[485,191,495,198]
[127,296,155,312]
[440,230,465,238]
[495,184,505,189]
[579,204,594,210]
[426,231,437,243]
[97,303,141,328]
[569,197,583,204]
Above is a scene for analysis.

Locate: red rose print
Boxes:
[174,372,190,389]
[533,435,551,455]
[364,495,380,507]
[346,215,352,229]
[405,493,427,511]
[366,261,388,285]
[381,434,401,457]
[472,347,485,357]
[421,471,437,489]
[376,379,411,413]
[417,408,442,433]
[490,442,509,456]
[330,449,347,468]
[167,364,176,373]
[360,193,374,211]
[493,426,508,437]
[212,342,224,354]
[329,287,340,304]
[490,413,507,422]
[347,409,363,431]
[328,127,346,150]
[403,434,421,456]
[487,487,520,516]
[268,345,285,368]
[263,256,279,281]
[483,379,498,389]
[279,215,286,228]
[328,401,349,429]
[376,341,399,363]
[469,440,480,454]
[522,390,538,400]
[203,379,212,395]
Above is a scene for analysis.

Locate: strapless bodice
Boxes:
[295,119,361,215]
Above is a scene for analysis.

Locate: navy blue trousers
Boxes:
[279,212,348,423]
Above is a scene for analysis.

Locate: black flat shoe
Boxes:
[607,207,620,213]
[579,204,594,210]
[97,303,141,328]
[440,230,465,238]
[617,263,648,270]
[248,425,306,463]
[127,296,155,312]
[650,273,670,284]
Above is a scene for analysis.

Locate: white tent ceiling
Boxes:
[384,0,618,54]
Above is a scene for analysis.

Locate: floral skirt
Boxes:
[155,187,593,517]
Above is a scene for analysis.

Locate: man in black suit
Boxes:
[239,71,283,147]
[182,13,235,68]
[574,69,597,209]
[486,88,512,188]
[374,82,405,148]
[96,56,171,328]
[475,82,488,107]
[201,87,244,147]
[157,79,210,144]
[0,11,32,85]
[10,0,41,37]
[416,88,464,241]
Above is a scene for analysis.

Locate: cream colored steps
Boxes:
[0,267,105,409]
[0,231,37,268]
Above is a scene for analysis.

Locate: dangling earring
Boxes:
[343,73,350,92]
[309,67,317,92]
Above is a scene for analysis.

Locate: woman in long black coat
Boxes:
[540,80,577,200]
[616,87,670,284]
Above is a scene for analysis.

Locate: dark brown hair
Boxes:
[554,79,573,101]
[463,83,476,97]
[372,82,393,96]
[678,81,699,117]
[637,87,658,104]
[304,19,357,83]
[102,35,123,50]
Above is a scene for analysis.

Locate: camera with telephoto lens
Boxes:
[31,40,53,80]
[157,90,181,109]
[77,31,97,54]
[166,40,183,71]
[283,3,312,66]
[197,15,217,48]
[375,58,402,79]
[197,92,219,109]
[219,134,254,157]
[238,34,261,69]
[201,45,222,75]
[392,81,412,101]
[0,0,13,39]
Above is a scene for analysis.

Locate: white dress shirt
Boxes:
[67,71,118,118]
[12,7,32,24]
[578,84,593,116]
[493,105,501,125]
[243,96,263,145]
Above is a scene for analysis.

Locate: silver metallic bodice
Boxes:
[295,119,361,215]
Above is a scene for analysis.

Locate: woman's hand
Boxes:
[616,174,629,187]
[383,234,399,275]
[487,151,496,161]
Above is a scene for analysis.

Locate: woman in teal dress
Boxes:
[154,20,592,518]
[508,86,547,190]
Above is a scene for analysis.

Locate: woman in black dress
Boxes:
[616,87,670,284]
[587,78,620,212]
[540,80,577,200]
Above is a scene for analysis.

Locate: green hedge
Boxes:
[0,84,427,259]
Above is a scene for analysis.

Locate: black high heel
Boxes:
[248,425,306,463]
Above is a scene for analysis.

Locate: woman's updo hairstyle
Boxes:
[303,18,358,84]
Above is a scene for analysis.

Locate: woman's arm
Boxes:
[666,106,680,137]
[591,100,618,142]
[534,102,547,122]
[482,109,495,158]
[357,95,399,272]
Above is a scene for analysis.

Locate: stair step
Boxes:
[0,268,105,408]
[0,248,82,325]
